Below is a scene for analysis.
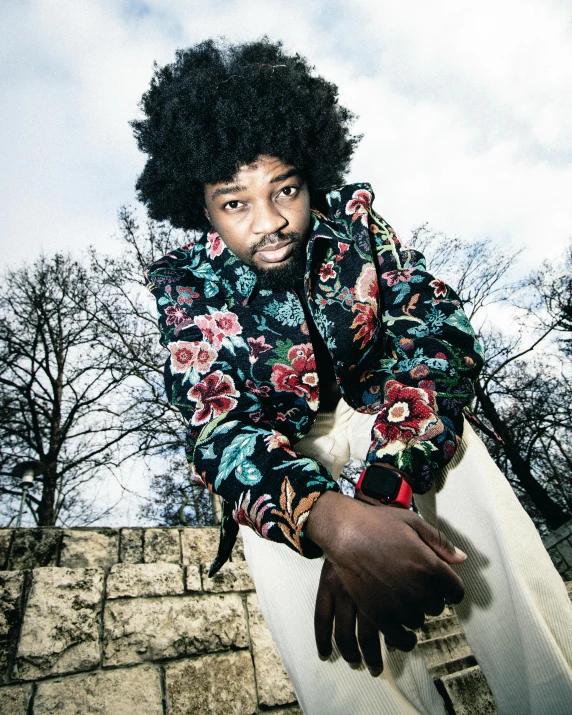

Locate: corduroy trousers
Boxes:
[240,398,572,714]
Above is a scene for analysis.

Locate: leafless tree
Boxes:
[412,227,571,531]
[0,254,159,526]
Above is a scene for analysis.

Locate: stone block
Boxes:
[0,572,25,681]
[438,665,497,714]
[104,593,248,667]
[0,684,32,714]
[556,539,572,567]
[418,633,471,670]
[246,593,296,707]
[15,567,102,679]
[181,528,219,566]
[7,529,60,570]
[185,565,202,592]
[165,651,257,715]
[270,708,303,715]
[34,665,162,715]
[107,563,184,599]
[0,532,11,570]
[119,529,143,564]
[202,561,254,593]
[180,527,245,567]
[60,530,118,570]
[143,528,180,563]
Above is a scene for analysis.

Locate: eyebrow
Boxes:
[210,184,247,200]
[209,169,303,201]
[270,168,302,183]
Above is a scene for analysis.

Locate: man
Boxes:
[136,39,572,714]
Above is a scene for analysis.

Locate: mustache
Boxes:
[249,230,304,258]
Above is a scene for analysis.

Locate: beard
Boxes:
[250,231,307,291]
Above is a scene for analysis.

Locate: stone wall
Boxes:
[0,527,300,715]
[543,520,572,581]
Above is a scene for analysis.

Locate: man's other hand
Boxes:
[315,558,384,676]
[306,491,466,653]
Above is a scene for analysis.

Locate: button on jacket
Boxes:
[145,183,484,574]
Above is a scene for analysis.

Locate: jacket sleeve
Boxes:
[331,184,485,493]
[145,249,339,574]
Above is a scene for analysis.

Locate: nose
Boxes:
[251,199,288,236]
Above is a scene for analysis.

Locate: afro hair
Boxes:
[131,38,362,231]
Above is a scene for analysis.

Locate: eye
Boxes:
[223,200,243,211]
[279,185,299,198]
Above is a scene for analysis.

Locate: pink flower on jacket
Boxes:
[194,311,242,349]
[381,268,415,287]
[187,370,239,425]
[430,279,448,298]
[319,262,336,282]
[373,381,444,456]
[345,189,372,227]
[355,264,378,308]
[337,242,350,261]
[169,341,218,374]
[271,343,319,411]
[233,491,275,537]
[247,336,272,363]
[206,230,225,259]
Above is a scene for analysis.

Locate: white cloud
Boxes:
[1,0,571,522]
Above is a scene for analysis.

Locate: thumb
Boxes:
[410,517,467,564]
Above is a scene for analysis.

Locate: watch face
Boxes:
[361,465,401,503]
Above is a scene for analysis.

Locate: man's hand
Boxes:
[315,559,384,677]
[306,491,466,653]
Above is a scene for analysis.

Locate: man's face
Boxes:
[204,155,311,289]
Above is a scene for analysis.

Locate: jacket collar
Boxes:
[201,210,349,306]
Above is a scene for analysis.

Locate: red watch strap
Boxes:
[356,465,412,508]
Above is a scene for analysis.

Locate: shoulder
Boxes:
[145,234,215,295]
[321,182,376,223]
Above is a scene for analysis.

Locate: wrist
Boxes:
[305,490,349,555]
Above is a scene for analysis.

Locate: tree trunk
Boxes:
[37,464,57,526]
[475,380,570,529]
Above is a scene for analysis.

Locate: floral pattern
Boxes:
[146,183,484,574]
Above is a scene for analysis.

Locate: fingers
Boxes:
[334,597,361,666]
[410,516,467,565]
[314,568,335,659]
[431,560,465,604]
[357,611,383,676]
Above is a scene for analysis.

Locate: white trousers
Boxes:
[240,399,572,715]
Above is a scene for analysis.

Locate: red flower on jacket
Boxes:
[319,262,336,282]
[382,268,414,287]
[176,286,200,305]
[429,279,448,298]
[194,311,242,349]
[373,381,444,456]
[351,302,377,348]
[271,344,319,411]
[187,370,240,425]
[345,189,372,227]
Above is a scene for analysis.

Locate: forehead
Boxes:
[205,155,301,200]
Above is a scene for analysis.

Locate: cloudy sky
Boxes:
[2,0,571,523]
[2,0,571,273]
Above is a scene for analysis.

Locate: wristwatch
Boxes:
[356,463,412,509]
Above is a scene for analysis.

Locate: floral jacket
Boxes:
[146,184,484,574]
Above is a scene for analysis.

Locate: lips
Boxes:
[254,239,295,264]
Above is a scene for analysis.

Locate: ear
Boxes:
[204,206,211,223]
